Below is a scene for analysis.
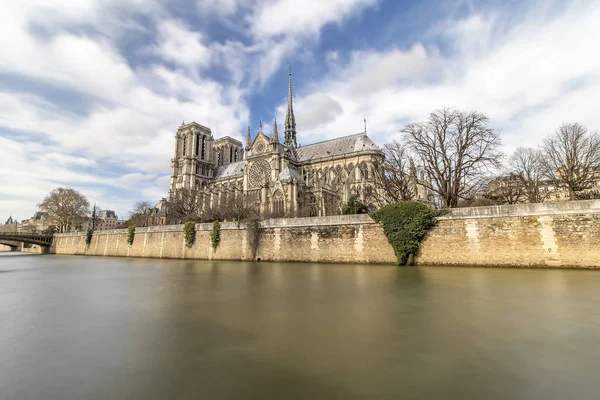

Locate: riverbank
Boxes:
[53,200,600,268]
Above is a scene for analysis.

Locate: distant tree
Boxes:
[343,195,369,215]
[21,224,39,234]
[38,187,90,233]
[457,197,498,208]
[124,200,155,227]
[368,141,416,207]
[485,173,525,204]
[402,108,503,208]
[575,190,600,200]
[130,200,153,217]
[171,187,203,219]
[510,147,551,203]
[540,123,600,200]
[222,194,258,223]
[42,226,57,235]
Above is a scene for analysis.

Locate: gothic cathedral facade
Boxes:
[167,72,425,218]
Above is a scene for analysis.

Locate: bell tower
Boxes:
[168,122,215,200]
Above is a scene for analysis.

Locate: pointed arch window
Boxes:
[201,136,206,160]
[195,134,200,157]
[360,162,369,180]
[182,137,187,156]
[234,149,238,162]
[273,190,284,217]
[229,147,233,163]
[335,165,343,184]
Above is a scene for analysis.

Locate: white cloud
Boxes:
[288,93,344,131]
[249,0,379,38]
[2,0,380,218]
[155,20,212,70]
[0,0,252,219]
[288,0,600,154]
[11,0,585,221]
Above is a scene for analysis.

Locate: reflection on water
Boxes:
[1,256,600,399]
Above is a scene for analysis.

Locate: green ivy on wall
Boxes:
[211,221,220,250]
[371,201,445,266]
[85,228,93,246]
[184,221,196,248]
[127,227,135,245]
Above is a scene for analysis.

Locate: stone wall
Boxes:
[53,215,396,265]
[417,200,600,268]
[53,200,600,268]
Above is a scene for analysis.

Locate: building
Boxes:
[486,172,600,204]
[165,71,430,220]
[78,210,119,231]
[0,216,18,233]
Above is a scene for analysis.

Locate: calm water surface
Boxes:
[1,253,600,399]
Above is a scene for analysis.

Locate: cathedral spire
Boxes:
[245,125,252,150]
[284,66,297,150]
[272,119,279,144]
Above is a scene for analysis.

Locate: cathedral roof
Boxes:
[214,161,244,180]
[296,132,381,162]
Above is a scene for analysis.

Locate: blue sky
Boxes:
[1,0,599,221]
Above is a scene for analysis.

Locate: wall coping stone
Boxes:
[54,214,377,238]
[442,199,600,219]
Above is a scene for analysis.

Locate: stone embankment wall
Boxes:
[53,200,600,268]
[53,215,395,265]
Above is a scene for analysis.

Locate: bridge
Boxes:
[0,232,54,251]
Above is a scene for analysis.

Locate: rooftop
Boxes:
[214,161,244,180]
[296,132,381,162]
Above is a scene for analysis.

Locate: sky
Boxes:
[1,0,599,221]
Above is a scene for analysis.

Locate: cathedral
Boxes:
[165,71,427,220]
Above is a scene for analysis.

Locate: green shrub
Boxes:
[184,221,196,248]
[343,195,369,215]
[211,221,220,250]
[370,201,444,266]
[85,228,93,246]
[127,227,135,245]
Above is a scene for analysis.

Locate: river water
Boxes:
[1,253,599,399]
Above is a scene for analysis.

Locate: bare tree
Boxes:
[170,187,204,218]
[38,187,90,233]
[402,108,503,208]
[575,190,600,200]
[510,147,552,203]
[540,123,600,200]
[368,140,416,206]
[485,173,525,204]
[124,200,155,227]
[21,224,39,234]
[130,201,153,217]
[222,194,257,224]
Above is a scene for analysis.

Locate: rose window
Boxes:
[249,160,271,187]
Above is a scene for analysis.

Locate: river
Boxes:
[1,254,599,399]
